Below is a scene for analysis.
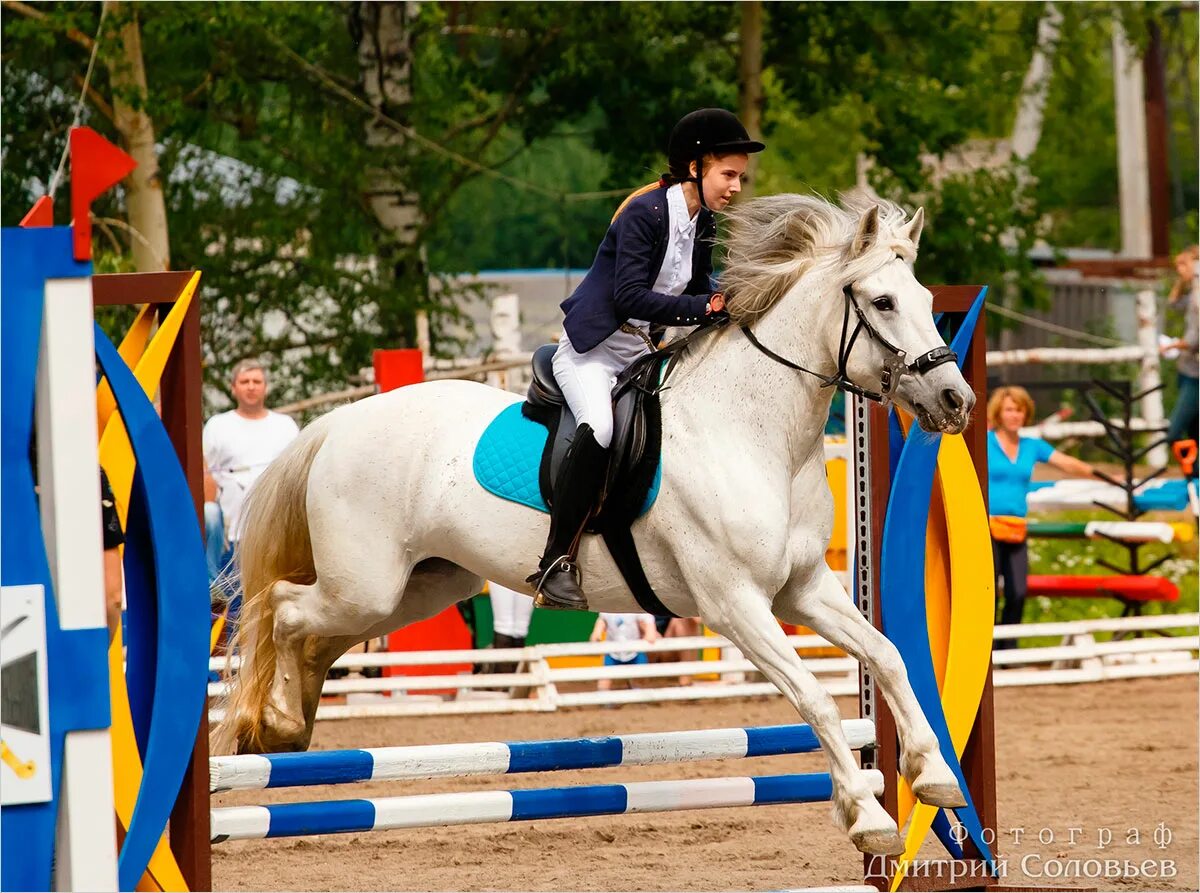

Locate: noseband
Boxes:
[740,280,957,405]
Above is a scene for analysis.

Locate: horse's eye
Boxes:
[872,296,895,312]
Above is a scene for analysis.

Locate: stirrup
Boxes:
[528,556,587,610]
[527,555,572,590]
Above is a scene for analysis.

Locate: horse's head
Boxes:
[834,205,975,434]
[720,194,975,434]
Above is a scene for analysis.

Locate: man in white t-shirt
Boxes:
[203,359,299,575]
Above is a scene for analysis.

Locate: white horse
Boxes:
[214,194,975,856]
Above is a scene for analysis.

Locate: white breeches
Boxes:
[489,582,534,637]
[552,336,648,448]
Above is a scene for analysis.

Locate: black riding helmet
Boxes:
[667,108,765,209]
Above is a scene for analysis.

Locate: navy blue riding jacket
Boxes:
[561,185,716,354]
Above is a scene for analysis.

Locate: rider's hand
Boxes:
[706,292,726,315]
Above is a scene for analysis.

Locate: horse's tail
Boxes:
[210,415,333,755]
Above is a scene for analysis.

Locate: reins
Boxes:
[618,261,959,408]
[739,281,956,406]
[613,314,731,398]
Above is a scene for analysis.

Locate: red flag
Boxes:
[20,195,54,228]
[70,126,137,261]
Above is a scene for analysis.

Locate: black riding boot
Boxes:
[526,424,609,610]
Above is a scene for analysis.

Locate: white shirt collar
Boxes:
[666,183,697,234]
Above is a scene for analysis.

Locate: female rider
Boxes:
[527,108,765,610]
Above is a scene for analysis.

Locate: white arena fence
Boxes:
[207,614,1199,723]
[986,345,1151,367]
[1020,418,1164,441]
[986,286,1167,467]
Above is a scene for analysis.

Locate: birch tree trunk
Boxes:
[107,1,170,271]
[737,0,764,201]
[1009,2,1062,164]
[357,0,425,345]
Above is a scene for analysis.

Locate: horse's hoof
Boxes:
[913,778,967,809]
[851,826,905,856]
[847,803,904,856]
[260,703,307,751]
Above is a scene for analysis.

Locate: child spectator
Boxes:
[591,612,658,692]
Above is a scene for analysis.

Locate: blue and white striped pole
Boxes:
[210,719,874,792]
[211,770,884,842]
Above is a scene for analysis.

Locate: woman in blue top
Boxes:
[987,386,1095,643]
[527,109,765,611]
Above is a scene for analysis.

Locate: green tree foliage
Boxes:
[2,1,1196,405]
[3,2,401,404]
[1031,3,1199,250]
[763,2,1038,187]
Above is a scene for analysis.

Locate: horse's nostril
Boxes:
[941,388,964,412]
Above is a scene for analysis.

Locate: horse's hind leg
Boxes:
[286,633,360,751]
[700,584,903,856]
[270,559,484,752]
[260,558,413,751]
[774,565,965,809]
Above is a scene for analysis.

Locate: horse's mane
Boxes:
[719,192,920,325]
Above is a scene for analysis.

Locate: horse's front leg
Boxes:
[774,564,965,810]
[692,574,903,856]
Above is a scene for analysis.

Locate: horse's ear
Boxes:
[905,207,925,249]
[852,206,880,257]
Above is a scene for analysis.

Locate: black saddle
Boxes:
[522,344,672,616]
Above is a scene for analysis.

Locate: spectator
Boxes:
[591,612,658,692]
[486,581,535,675]
[202,458,226,585]
[1162,246,1199,458]
[987,386,1096,647]
[99,468,124,643]
[29,438,124,643]
[661,616,704,686]
[202,359,299,605]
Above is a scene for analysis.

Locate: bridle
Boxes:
[739,270,957,405]
[627,258,957,406]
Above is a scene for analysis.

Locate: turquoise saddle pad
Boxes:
[473,402,661,516]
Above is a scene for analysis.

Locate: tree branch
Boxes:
[422,138,532,228]
[2,0,96,50]
[182,71,212,104]
[438,24,530,39]
[440,23,560,144]
[439,106,504,143]
[423,28,558,220]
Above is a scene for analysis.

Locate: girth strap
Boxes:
[600,523,677,618]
